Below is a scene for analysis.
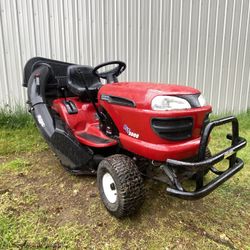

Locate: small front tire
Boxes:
[97,154,144,218]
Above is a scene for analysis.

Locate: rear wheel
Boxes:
[97,154,144,218]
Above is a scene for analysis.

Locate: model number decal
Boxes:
[123,124,139,139]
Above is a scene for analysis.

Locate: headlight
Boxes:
[198,94,206,107]
[151,96,191,111]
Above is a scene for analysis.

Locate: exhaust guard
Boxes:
[161,116,247,200]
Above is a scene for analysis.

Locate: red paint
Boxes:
[52,97,117,148]
[100,82,200,109]
[52,82,212,161]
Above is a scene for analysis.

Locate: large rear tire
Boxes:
[97,154,144,218]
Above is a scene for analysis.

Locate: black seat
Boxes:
[67,65,102,100]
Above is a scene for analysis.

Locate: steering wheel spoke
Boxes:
[93,61,126,83]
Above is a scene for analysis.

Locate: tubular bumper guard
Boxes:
[162,116,247,200]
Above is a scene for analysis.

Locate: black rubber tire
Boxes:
[97,154,145,218]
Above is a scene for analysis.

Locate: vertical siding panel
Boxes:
[225,0,239,112]
[48,0,56,59]
[157,0,163,82]
[60,0,66,61]
[0,1,10,106]
[178,0,191,86]
[169,0,181,83]
[203,0,215,99]
[138,0,150,82]
[147,0,152,81]
[1,0,21,107]
[125,0,128,80]
[27,0,37,56]
[149,0,160,82]
[128,0,139,81]
[136,0,141,81]
[219,0,235,113]
[0,0,249,112]
[78,0,87,64]
[185,0,192,86]
[194,0,202,89]
[176,0,182,84]
[13,0,26,105]
[159,0,171,83]
[247,68,250,109]
[209,0,219,107]
[239,0,250,112]
[216,0,228,112]
[231,0,244,112]
[167,0,172,83]
[231,0,249,113]
[116,0,125,81]
[196,0,210,93]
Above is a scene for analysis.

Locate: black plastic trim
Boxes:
[101,94,136,107]
[23,57,74,87]
[26,64,95,173]
[179,94,201,108]
[151,117,193,141]
[79,132,113,144]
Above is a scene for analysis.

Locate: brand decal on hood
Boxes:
[123,124,139,139]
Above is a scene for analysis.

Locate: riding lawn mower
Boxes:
[23,57,247,218]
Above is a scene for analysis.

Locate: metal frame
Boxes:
[161,116,247,200]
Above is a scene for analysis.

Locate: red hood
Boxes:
[99,82,201,109]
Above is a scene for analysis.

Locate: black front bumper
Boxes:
[161,116,247,200]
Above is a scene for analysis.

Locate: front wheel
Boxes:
[97,154,145,218]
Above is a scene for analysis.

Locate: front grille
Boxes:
[151,117,193,141]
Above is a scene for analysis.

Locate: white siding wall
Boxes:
[0,0,250,113]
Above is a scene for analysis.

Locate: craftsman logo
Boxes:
[37,114,45,127]
[123,124,139,139]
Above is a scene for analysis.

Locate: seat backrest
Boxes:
[67,65,101,96]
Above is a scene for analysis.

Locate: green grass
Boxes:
[0,108,47,155]
[210,111,250,165]
[0,110,249,249]
[0,106,33,129]
[0,158,31,173]
[0,214,91,249]
[0,126,48,155]
[0,195,91,249]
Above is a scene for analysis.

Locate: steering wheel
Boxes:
[93,61,126,83]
